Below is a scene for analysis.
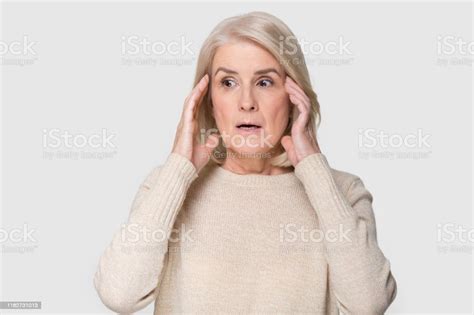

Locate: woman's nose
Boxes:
[238,88,258,112]
[240,103,257,111]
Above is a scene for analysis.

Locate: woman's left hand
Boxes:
[281,76,321,166]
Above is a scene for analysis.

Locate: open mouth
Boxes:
[236,123,262,130]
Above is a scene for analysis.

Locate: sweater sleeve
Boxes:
[294,153,397,315]
[93,152,198,314]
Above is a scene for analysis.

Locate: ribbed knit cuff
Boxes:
[294,153,355,228]
[163,152,199,183]
[130,152,198,229]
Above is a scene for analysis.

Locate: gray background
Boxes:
[1,1,472,314]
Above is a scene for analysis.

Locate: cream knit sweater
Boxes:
[93,152,397,314]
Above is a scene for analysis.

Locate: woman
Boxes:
[94,11,397,314]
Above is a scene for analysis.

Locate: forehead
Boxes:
[212,40,282,75]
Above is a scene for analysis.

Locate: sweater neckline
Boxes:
[211,164,300,187]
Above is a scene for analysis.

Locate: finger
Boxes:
[288,94,310,130]
[286,86,310,112]
[285,77,309,100]
[184,74,209,121]
[285,79,311,131]
[286,90,310,128]
[187,74,209,101]
[285,79,310,111]
[287,88,308,110]
[281,135,293,152]
[281,135,296,165]
[205,134,220,150]
[193,80,209,118]
[187,86,209,124]
[191,74,210,105]
[285,77,311,112]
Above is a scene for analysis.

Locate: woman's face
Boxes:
[210,40,290,158]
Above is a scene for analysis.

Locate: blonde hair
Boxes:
[194,11,321,167]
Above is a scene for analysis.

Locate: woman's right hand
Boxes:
[172,74,219,173]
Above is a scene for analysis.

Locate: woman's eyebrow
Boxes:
[254,68,281,77]
[214,67,281,77]
[214,67,238,76]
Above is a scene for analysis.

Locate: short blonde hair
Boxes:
[194,11,321,167]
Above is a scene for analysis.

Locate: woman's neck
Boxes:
[220,149,292,176]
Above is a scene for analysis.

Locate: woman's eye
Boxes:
[258,79,273,88]
[220,79,236,88]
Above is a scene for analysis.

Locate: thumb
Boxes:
[193,133,220,173]
[281,135,297,166]
[281,135,294,153]
[205,134,220,154]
